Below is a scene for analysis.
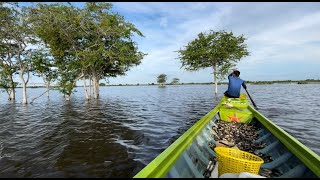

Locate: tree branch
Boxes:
[30,89,50,104]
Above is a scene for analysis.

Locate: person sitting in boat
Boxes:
[224,69,247,98]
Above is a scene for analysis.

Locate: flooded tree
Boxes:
[26,3,83,101]
[170,78,180,85]
[30,49,57,98]
[18,50,33,104]
[0,63,17,101]
[0,68,18,100]
[27,2,145,101]
[0,2,37,104]
[78,2,145,99]
[0,3,18,101]
[177,30,249,96]
[157,74,167,87]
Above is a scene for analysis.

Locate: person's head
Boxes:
[233,70,240,77]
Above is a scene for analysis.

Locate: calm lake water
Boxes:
[0,84,319,177]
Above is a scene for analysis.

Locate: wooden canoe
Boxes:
[134,94,320,178]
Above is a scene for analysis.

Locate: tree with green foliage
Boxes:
[27,2,145,101]
[0,2,37,104]
[78,2,145,99]
[157,74,167,87]
[0,68,18,99]
[26,3,83,101]
[0,63,17,101]
[31,48,57,97]
[0,2,19,101]
[170,78,180,84]
[177,30,249,96]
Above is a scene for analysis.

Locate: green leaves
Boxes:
[177,29,249,95]
[24,2,146,97]
[171,78,180,84]
[177,30,249,75]
[157,74,167,84]
[30,48,57,82]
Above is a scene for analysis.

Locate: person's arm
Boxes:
[242,81,247,89]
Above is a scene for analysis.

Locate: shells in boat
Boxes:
[210,119,277,174]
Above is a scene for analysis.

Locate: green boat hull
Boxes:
[134,94,320,178]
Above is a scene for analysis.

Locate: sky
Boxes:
[17,2,320,85]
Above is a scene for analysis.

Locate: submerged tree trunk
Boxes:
[20,67,30,104]
[8,74,15,101]
[17,45,30,104]
[89,75,92,99]
[83,76,90,100]
[46,81,50,97]
[43,77,50,97]
[22,82,27,104]
[65,94,70,101]
[92,74,100,99]
[64,75,82,102]
[213,64,218,97]
[96,78,100,99]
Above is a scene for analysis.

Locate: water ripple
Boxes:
[0,84,319,177]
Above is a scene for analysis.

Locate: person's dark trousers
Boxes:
[224,92,239,98]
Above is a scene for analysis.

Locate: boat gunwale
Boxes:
[133,103,222,178]
[248,105,320,177]
[134,97,320,178]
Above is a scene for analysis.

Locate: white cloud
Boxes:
[159,17,168,28]
[21,2,320,84]
[108,2,320,83]
[251,12,320,45]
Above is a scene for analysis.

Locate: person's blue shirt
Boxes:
[225,73,247,98]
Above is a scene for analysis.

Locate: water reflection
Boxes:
[0,84,319,178]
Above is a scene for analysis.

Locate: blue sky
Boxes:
[18,2,320,85]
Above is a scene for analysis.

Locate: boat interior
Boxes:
[165,113,317,178]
